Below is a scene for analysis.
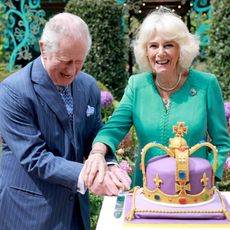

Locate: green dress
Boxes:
[94,69,230,187]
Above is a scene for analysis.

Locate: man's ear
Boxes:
[39,41,47,59]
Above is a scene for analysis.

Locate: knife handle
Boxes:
[113,193,125,218]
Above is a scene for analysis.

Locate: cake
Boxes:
[125,122,230,223]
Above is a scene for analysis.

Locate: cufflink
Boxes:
[190,88,197,96]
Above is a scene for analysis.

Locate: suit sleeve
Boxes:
[83,81,103,158]
[207,76,230,179]
[0,83,82,193]
[93,76,134,154]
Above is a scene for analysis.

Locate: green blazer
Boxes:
[94,69,230,186]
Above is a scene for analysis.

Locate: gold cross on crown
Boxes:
[173,122,188,137]
[175,182,191,193]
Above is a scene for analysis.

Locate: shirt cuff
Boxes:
[77,168,87,194]
[107,161,120,167]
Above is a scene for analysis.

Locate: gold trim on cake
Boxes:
[125,187,230,221]
[126,186,140,221]
[143,185,215,205]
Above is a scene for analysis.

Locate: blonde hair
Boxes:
[133,8,199,72]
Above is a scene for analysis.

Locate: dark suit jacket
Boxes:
[0,57,104,230]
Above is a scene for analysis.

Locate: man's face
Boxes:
[40,37,88,86]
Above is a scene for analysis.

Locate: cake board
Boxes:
[124,192,230,228]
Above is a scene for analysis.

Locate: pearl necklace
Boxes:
[155,73,182,92]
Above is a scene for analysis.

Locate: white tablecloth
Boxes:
[96,192,230,230]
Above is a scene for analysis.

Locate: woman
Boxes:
[84,7,230,188]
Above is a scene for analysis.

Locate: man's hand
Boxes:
[108,165,131,191]
[89,165,132,196]
[88,170,123,196]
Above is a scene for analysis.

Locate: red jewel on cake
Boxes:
[178,146,187,151]
[139,163,142,171]
[178,197,187,204]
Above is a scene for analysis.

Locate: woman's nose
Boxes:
[157,46,165,56]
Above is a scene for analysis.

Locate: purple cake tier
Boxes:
[124,190,229,220]
[146,156,213,195]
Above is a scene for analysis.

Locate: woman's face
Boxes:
[146,35,180,75]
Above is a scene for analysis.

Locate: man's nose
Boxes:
[66,62,77,75]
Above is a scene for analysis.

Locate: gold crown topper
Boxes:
[141,122,218,205]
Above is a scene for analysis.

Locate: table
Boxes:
[96,192,230,230]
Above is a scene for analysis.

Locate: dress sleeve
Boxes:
[207,75,230,179]
[93,76,135,153]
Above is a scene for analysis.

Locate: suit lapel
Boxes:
[72,76,87,122]
[30,57,74,144]
[71,75,87,147]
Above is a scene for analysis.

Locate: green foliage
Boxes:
[117,126,138,162]
[101,104,115,123]
[207,0,230,100]
[0,7,7,63]
[96,81,109,91]
[218,169,230,191]
[189,10,211,59]
[0,7,12,80]
[116,125,138,176]
[97,81,119,123]
[65,0,128,100]
[89,193,103,230]
[0,63,16,82]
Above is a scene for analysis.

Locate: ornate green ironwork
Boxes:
[0,0,212,70]
[192,0,211,57]
[0,0,46,71]
[116,0,143,32]
[193,0,211,13]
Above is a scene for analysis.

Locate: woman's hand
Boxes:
[83,143,108,187]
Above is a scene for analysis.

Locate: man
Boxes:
[0,13,130,230]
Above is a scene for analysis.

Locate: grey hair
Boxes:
[40,12,92,56]
[133,8,200,72]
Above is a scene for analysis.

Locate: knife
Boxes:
[113,192,125,218]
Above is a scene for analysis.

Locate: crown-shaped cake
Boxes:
[125,122,230,222]
[141,122,217,205]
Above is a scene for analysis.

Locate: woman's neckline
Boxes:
[151,70,190,96]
